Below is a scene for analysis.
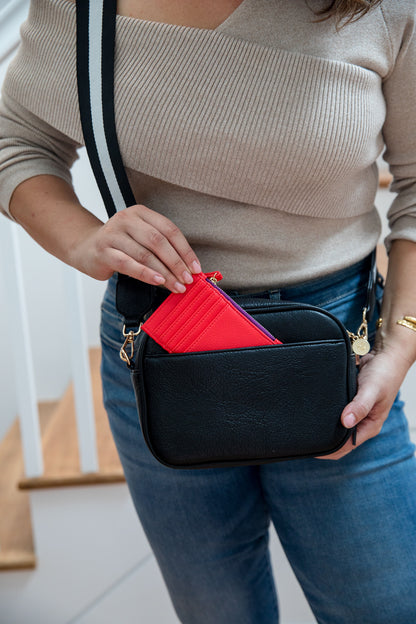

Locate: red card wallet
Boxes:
[141,271,282,353]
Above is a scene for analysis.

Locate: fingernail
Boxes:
[153,274,165,284]
[343,413,356,428]
[174,282,186,293]
[191,261,202,274]
[182,270,194,284]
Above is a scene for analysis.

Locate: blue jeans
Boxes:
[100,257,416,624]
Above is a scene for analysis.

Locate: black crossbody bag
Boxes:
[76,0,377,468]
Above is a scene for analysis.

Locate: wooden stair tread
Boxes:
[19,348,124,490]
[0,418,34,570]
[0,551,36,571]
[0,401,56,570]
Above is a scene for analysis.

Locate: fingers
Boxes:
[316,369,386,461]
[105,205,202,292]
[341,390,378,430]
[104,248,169,287]
[127,223,194,292]
[317,411,384,461]
[138,205,201,273]
[110,231,193,293]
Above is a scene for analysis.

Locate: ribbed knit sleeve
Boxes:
[0,0,80,219]
[0,93,79,219]
[381,0,416,251]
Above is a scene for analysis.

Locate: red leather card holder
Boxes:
[141,271,282,353]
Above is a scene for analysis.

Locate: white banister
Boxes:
[62,265,99,473]
[0,0,30,66]
[0,220,43,477]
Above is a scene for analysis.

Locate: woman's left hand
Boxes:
[318,346,410,460]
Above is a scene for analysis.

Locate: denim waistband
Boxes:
[226,253,376,306]
[105,252,378,312]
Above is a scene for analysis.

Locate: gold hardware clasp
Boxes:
[120,324,142,366]
[347,308,370,357]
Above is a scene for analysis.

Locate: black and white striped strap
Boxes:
[76,0,158,324]
[76,0,136,218]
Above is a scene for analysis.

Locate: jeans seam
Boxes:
[264,555,280,623]
[316,284,367,309]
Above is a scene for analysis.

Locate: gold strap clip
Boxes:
[120,324,142,367]
[347,307,371,357]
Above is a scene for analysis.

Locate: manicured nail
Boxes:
[183,270,194,284]
[343,413,356,428]
[153,274,166,285]
[191,261,202,273]
[174,282,186,293]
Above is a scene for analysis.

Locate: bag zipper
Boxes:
[206,272,369,356]
[205,271,223,284]
[205,272,279,343]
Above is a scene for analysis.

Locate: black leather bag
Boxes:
[76,0,375,469]
[131,298,358,467]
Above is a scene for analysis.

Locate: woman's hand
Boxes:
[318,240,416,461]
[71,203,202,293]
[319,345,411,460]
[10,176,202,292]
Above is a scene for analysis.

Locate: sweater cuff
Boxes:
[384,215,416,253]
[0,165,73,222]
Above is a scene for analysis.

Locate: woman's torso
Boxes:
[1,0,412,288]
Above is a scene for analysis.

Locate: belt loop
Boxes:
[268,289,281,301]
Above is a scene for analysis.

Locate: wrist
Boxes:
[374,316,416,367]
[67,219,104,277]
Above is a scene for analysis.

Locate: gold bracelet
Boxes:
[376,316,416,333]
[397,316,416,333]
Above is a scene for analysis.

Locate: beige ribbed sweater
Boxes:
[1,0,416,288]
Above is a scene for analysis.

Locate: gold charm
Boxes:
[352,337,370,356]
[347,307,370,357]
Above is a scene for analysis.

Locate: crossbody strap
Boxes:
[76,0,158,326]
[75,0,378,331]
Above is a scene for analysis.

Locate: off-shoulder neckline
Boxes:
[61,0,250,33]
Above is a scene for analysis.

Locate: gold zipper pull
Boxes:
[205,271,223,285]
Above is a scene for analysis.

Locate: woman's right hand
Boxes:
[72,204,202,293]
